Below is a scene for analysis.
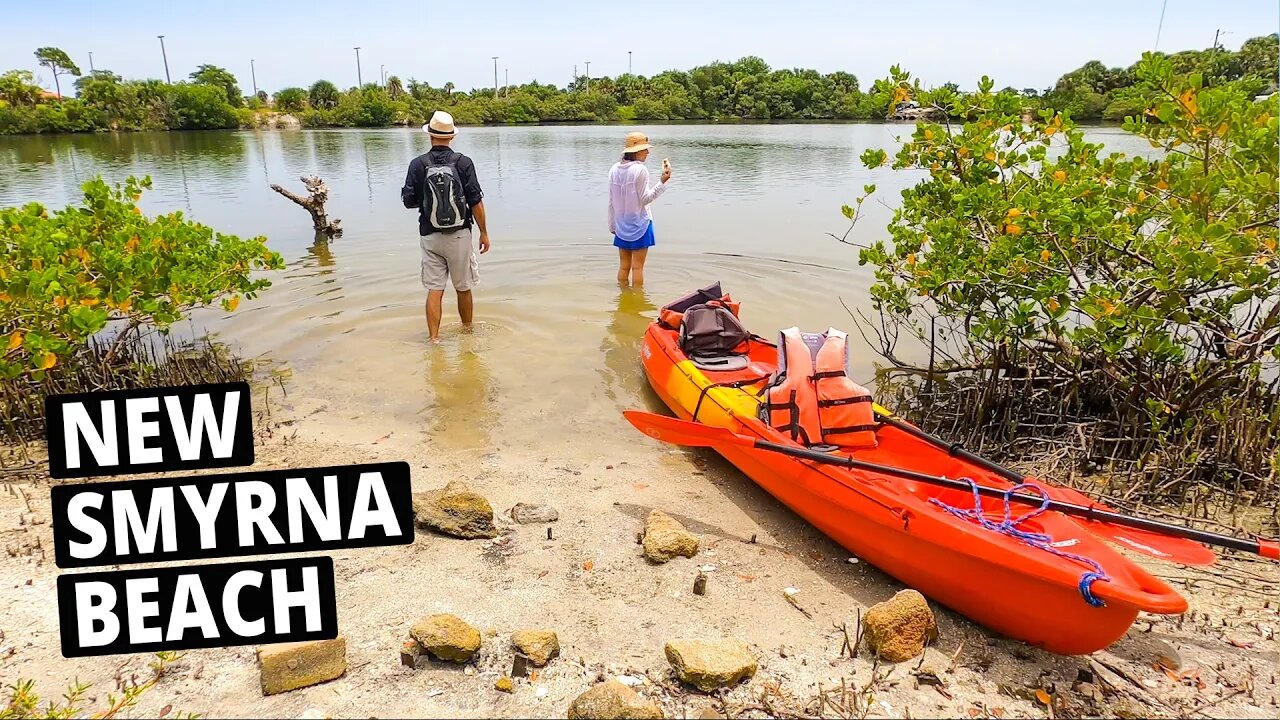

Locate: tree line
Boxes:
[1,35,1275,135]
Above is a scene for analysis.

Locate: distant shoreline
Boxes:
[0,116,1127,139]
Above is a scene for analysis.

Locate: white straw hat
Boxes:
[423,110,456,138]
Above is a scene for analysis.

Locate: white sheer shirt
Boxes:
[608,160,667,242]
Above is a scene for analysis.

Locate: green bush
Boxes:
[168,83,238,129]
[273,87,308,113]
[0,175,284,378]
[854,54,1279,486]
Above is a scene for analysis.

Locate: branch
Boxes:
[270,176,342,238]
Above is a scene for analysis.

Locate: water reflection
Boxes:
[310,132,349,178]
[599,285,656,405]
[420,335,498,451]
[176,149,193,213]
[304,238,338,272]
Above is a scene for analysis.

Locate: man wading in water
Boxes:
[401,110,491,343]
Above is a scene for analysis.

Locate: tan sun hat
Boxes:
[623,131,651,153]
[423,110,456,138]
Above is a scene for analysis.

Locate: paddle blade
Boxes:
[1260,539,1278,561]
[1047,484,1218,566]
[623,410,756,449]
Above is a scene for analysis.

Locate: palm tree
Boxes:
[387,75,405,99]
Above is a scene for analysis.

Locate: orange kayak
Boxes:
[639,288,1187,655]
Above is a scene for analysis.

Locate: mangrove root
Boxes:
[271,175,343,239]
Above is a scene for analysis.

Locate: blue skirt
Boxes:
[614,220,655,250]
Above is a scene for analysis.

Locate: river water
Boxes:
[0,124,1152,454]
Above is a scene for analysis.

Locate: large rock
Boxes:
[413,481,498,539]
[663,639,757,692]
[567,680,664,719]
[862,589,938,662]
[641,510,698,563]
[512,629,560,666]
[510,503,560,524]
[257,636,347,696]
[409,614,482,663]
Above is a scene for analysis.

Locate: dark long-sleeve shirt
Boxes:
[401,146,484,236]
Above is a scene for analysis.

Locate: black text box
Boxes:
[45,382,255,479]
[51,462,414,568]
[57,556,337,657]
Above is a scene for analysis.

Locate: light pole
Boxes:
[504,67,508,94]
[381,64,386,86]
[492,56,499,97]
[250,58,258,96]
[157,35,170,83]
[88,51,94,72]
[628,51,632,75]
[584,60,590,91]
[354,47,362,87]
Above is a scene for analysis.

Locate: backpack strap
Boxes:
[424,148,456,167]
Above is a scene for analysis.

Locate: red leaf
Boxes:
[159,705,172,718]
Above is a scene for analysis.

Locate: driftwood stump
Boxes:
[271,176,343,239]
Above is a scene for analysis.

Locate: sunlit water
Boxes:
[0,124,1155,453]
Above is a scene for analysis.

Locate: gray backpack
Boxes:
[678,302,751,360]
[423,153,468,231]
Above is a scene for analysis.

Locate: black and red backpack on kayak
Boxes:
[678,301,751,362]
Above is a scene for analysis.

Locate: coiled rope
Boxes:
[929,478,1110,607]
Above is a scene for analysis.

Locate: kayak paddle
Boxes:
[869,405,1218,566]
[622,410,1279,562]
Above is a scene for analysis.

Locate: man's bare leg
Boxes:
[426,290,444,343]
[457,289,473,331]
[631,248,649,287]
[617,248,633,285]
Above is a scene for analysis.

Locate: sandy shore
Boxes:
[1,385,1276,719]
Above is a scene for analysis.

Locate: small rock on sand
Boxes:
[257,636,347,696]
[409,614,482,663]
[413,481,498,539]
[641,510,698,563]
[510,503,560,524]
[663,638,757,692]
[567,679,664,719]
[862,589,938,662]
[1152,638,1181,670]
[512,629,561,666]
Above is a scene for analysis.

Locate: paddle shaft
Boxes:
[750,436,1274,557]
[875,412,1026,484]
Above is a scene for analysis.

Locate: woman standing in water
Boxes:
[608,132,672,286]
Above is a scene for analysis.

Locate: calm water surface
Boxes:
[0,125,1154,452]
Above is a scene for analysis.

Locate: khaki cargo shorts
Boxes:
[419,228,479,292]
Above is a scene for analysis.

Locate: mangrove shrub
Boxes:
[0,176,284,378]
[855,54,1279,500]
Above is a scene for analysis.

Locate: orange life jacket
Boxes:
[765,327,823,446]
[812,329,878,449]
[766,327,878,449]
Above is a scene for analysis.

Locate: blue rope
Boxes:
[928,478,1110,608]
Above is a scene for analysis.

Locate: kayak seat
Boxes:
[689,353,750,372]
